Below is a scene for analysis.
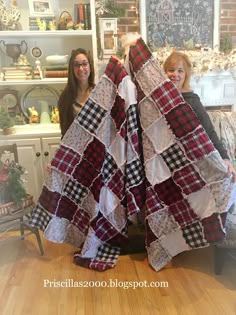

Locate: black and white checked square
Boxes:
[161,143,189,172]
[127,103,138,133]
[96,243,121,262]
[102,153,118,183]
[76,99,107,134]
[173,164,206,195]
[29,204,52,231]
[126,158,145,187]
[64,178,89,205]
[182,222,208,248]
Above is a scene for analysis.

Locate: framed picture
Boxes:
[140,0,219,50]
[28,0,54,16]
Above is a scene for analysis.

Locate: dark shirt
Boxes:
[182,91,229,160]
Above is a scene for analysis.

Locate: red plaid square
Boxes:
[90,175,103,203]
[91,213,119,242]
[165,103,200,138]
[105,56,127,86]
[130,181,146,209]
[108,169,125,200]
[51,145,81,175]
[154,177,183,206]
[202,213,226,242]
[119,120,127,140]
[169,199,199,227]
[151,81,184,115]
[72,159,99,188]
[145,186,163,216]
[126,191,139,216]
[83,137,105,171]
[173,164,206,195]
[111,94,126,130]
[130,131,140,155]
[72,207,90,234]
[57,195,78,220]
[38,186,60,214]
[182,126,215,161]
[129,37,153,74]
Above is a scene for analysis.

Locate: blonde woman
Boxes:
[163,51,236,181]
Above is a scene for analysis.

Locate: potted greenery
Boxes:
[0,159,27,207]
[0,106,15,135]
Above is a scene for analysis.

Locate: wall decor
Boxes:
[28,0,54,17]
[145,0,215,50]
[0,89,20,117]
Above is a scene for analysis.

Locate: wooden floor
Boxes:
[0,231,235,315]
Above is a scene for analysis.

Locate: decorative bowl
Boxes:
[45,55,68,65]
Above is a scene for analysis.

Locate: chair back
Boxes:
[0,144,18,163]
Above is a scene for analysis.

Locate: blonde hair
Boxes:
[163,51,192,91]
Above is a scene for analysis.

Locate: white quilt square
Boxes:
[160,229,191,257]
[96,114,117,148]
[195,150,227,183]
[187,187,216,219]
[99,186,120,216]
[108,133,126,167]
[139,97,161,129]
[145,116,175,153]
[145,154,171,185]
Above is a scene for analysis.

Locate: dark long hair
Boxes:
[58,48,95,137]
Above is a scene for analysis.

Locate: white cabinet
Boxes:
[191,72,236,109]
[0,134,60,201]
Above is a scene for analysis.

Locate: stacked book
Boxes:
[74,2,91,30]
[2,66,33,81]
[43,64,68,78]
[29,16,56,30]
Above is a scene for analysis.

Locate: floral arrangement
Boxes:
[0,158,27,206]
[66,21,84,30]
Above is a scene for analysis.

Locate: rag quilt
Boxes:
[30,37,236,272]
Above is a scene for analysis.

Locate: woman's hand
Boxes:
[224,159,236,182]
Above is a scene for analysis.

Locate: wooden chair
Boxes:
[0,144,44,255]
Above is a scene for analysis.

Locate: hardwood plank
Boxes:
[0,233,235,315]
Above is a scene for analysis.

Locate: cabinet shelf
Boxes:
[0,30,93,38]
[0,78,67,86]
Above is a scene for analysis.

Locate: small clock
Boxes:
[0,89,19,115]
[31,47,43,58]
[2,93,18,107]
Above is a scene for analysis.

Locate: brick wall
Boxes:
[220,0,236,47]
[114,0,236,49]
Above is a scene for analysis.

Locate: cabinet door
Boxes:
[41,136,61,179]
[2,138,44,202]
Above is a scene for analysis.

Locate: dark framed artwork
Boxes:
[144,0,215,50]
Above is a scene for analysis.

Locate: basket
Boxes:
[0,194,34,217]
[58,11,72,30]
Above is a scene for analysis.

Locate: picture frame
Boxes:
[28,0,54,16]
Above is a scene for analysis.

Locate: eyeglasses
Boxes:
[73,61,89,69]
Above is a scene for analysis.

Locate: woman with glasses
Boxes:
[58,48,95,137]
